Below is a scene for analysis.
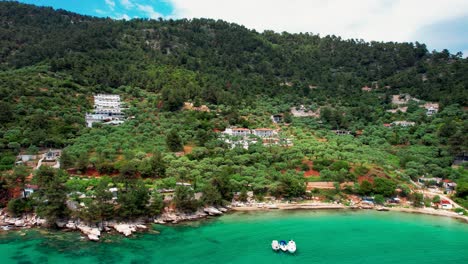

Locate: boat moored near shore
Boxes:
[279,240,288,251]
[271,240,280,251]
[287,240,296,253]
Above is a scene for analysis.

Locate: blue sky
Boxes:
[17,0,468,56]
[18,0,174,19]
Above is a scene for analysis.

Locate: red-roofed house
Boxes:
[442,179,457,193]
[440,199,452,209]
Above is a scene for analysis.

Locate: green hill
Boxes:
[0,2,467,217]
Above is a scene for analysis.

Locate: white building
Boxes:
[223,128,251,137]
[423,103,439,116]
[333,130,352,136]
[426,106,438,116]
[440,200,452,209]
[94,94,122,114]
[22,184,39,198]
[85,94,124,128]
[252,128,277,138]
[392,121,415,127]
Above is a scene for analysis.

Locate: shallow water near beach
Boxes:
[1,210,467,264]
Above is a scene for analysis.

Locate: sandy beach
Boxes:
[231,202,468,223]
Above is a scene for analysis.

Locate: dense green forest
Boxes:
[0,2,467,221]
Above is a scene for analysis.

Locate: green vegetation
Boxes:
[0,2,467,222]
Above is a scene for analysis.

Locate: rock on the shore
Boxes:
[14,219,25,227]
[154,210,210,224]
[154,219,165,224]
[77,224,101,241]
[114,224,136,237]
[204,207,222,216]
[66,221,77,230]
[55,220,67,228]
[136,224,147,230]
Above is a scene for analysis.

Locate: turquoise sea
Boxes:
[1,210,467,264]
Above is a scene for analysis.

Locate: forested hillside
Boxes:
[0,2,467,220]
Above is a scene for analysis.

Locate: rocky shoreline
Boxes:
[0,206,229,241]
[2,204,466,241]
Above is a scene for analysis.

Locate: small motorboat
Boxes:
[279,240,288,252]
[271,240,280,251]
[287,240,296,253]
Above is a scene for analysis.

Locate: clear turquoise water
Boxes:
[1,210,467,264]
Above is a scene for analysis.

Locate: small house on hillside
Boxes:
[418,177,442,185]
[333,130,352,136]
[22,184,39,198]
[252,128,277,138]
[18,155,37,163]
[271,114,283,123]
[423,103,439,116]
[392,121,415,127]
[442,180,457,193]
[440,199,452,209]
[223,128,251,137]
[44,149,61,162]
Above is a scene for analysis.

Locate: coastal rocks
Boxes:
[154,210,211,224]
[55,220,67,228]
[267,204,279,209]
[14,219,25,227]
[114,224,136,237]
[77,224,101,241]
[113,223,148,236]
[204,207,222,216]
[154,219,165,224]
[376,207,390,211]
[5,218,16,225]
[0,210,46,229]
[36,218,47,226]
[1,206,231,241]
[136,224,147,230]
[218,207,228,213]
[65,221,77,230]
[160,213,178,223]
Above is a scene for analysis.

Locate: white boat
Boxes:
[271,240,280,251]
[279,240,288,252]
[287,240,296,253]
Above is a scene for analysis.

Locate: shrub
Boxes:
[330,161,350,171]
[7,198,33,216]
[374,194,385,205]
[354,165,369,176]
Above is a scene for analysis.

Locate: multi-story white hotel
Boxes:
[94,94,122,114]
[85,94,124,127]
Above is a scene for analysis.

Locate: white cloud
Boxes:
[105,0,116,10]
[462,50,468,58]
[120,0,134,9]
[95,9,107,15]
[137,4,163,19]
[167,0,468,43]
[117,13,131,20]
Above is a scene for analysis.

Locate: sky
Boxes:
[17,0,468,56]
